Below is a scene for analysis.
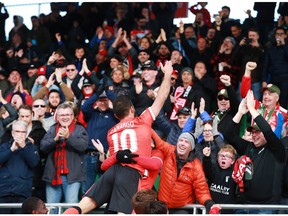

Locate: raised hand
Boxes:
[219,74,231,86]
[46,73,56,88]
[47,51,58,65]
[116,28,123,39]
[160,60,173,77]
[55,68,63,83]
[238,97,248,115]
[246,90,255,110]
[0,90,6,104]
[245,61,257,71]
[55,32,61,42]
[160,28,167,41]
[82,58,90,74]
[199,97,205,114]
[60,126,70,139]
[18,79,24,93]
[191,102,197,119]
[203,146,211,157]
[91,139,104,154]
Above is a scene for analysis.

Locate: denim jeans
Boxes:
[81,154,100,194]
[46,175,80,203]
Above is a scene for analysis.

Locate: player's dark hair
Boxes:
[21,197,41,214]
[131,189,157,214]
[112,96,134,119]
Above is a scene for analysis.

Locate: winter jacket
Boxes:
[0,139,40,198]
[40,123,88,184]
[81,90,118,152]
[153,131,212,208]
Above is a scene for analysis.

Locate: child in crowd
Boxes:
[202,144,238,214]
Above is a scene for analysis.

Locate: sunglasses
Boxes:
[33,105,46,108]
[217,97,229,101]
[66,69,76,72]
[171,77,177,81]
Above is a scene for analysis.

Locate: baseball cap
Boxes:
[263,84,280,96]
[176,107,191,116]
[28,64,37,69]
[141,60,157,71]
[82,78,92,87]
[98,91,108,99]
[246,124,260,132]
[217,89,228,99]
[38,66,46,76]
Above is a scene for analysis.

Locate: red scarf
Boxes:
[232,155,253,192]
[170,85,192,120]
[52,120,76,185]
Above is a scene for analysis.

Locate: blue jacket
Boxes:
[0,139,40,198]
[81,90,118,152]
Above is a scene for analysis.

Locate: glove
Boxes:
[195,117,203,138]
[63,206,82,214]
[116,149,139,163]
[212,118,219,136]
[209,206,221,214]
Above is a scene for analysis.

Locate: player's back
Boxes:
[107,108,155,157]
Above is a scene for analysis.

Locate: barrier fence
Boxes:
[1,203,288,214]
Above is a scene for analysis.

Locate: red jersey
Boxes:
[107,108,155,173]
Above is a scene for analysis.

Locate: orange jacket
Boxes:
[152,130,212,208]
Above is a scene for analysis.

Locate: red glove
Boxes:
[63,206,82,214]
[209,206,221,214]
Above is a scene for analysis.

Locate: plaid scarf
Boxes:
[52,121,76,185]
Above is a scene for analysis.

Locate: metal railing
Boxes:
[1,203,288,214]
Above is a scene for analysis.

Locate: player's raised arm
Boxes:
[150,61,173,117]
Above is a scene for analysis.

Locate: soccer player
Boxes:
[64,61,173,214]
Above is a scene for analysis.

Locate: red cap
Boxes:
[172,69,178,77]
[105,26,114,35]
[38,65,46,76]
[130,29,140,37]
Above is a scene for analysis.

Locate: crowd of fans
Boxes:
[1,1,288,214]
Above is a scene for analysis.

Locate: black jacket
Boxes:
[219,115,285,204]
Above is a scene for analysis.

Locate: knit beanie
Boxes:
[178,132,196,150]
[181,67,193,76]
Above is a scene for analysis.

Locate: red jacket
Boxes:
[152,130,212,208]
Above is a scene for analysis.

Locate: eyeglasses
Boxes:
[217,97,229,101]
[203,129,213,133]
[13,130,27,134]
[33,105,46,108]
[251,130,261,134]
[66,69,76,72]
[276,32,285,36]
[58,114,73,117]
[218,154,233,159]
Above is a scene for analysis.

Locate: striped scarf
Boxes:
[52,121,76,185]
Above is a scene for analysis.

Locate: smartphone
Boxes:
[246,38,252,44]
